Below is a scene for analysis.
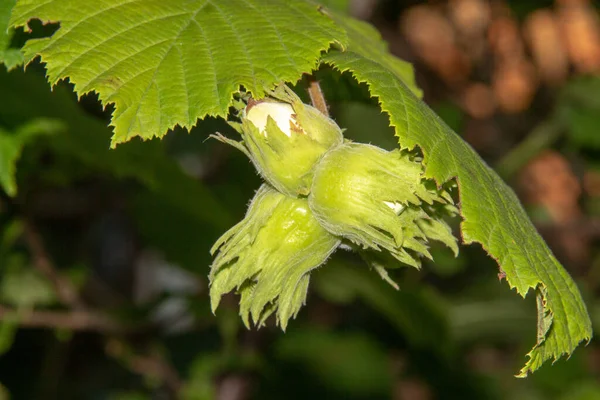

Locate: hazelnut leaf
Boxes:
[322,48,592,376]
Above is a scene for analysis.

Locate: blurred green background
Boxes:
[2,0,600,399]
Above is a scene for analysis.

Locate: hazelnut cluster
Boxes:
[210,85,458,329]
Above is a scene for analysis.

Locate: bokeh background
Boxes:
[1,0,600,399]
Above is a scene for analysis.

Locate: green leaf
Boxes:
[0,317,18,356]
[320,8,421,98]
[0,0,15,45]
[559,76,600,150]
[322,49,592,376]
[1,258,57,308]
[10,0,347,146]
[0,130,22,196]
[0,67,233,230]
[0,118,63,196]
[0,0,24,70]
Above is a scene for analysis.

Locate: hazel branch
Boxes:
[0,306,134,334]
[23,221,84,309]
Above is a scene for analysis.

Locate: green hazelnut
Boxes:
[308,142,458,267]
[215,85,343,196]
[210,184,341,329]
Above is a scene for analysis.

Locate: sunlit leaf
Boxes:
[10,0,347,146]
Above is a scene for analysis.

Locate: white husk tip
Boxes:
[245,102,303,137]
[384,201,405,214]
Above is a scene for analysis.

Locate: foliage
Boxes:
[0,119,62,196]
[559,76,600,150]
[10,0,347,146]
[0,0,23,70]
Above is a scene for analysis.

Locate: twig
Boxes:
[105,339,182,395]
[23,221,84,309]
[0,306,134,334]
[306,77,329,117]
[20,219,183,396]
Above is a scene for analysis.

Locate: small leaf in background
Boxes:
[0,318,18,356]
[0,220,23,261]
[0,119,63,196]
[559,76,600,150]
[10,0,347,145]
[0,129,18,195]
[0,256,57,308]
[0,68,232,230]
[0,0,23,71]
[182,354,221,400]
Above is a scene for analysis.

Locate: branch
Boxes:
[19,220,182,395]
[0,306,136,334]
[105,339,182,395]
[23,221,84,309]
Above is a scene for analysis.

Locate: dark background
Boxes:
[1,0,600,399]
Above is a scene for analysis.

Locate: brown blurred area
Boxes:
[396,0,600,114]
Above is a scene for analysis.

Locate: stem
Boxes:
[306,77,329,117]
